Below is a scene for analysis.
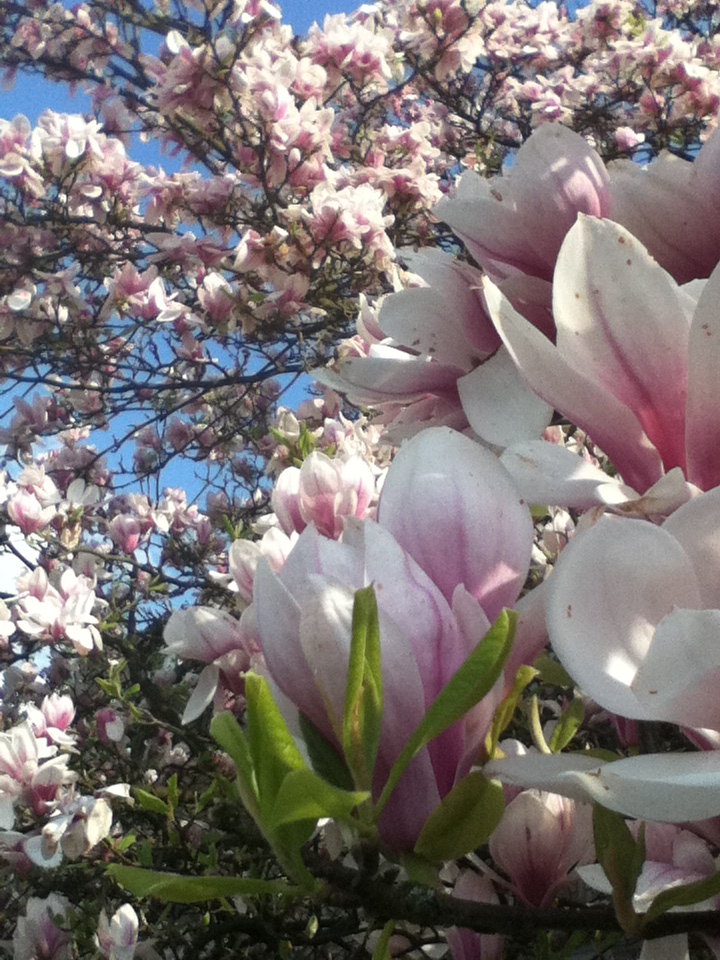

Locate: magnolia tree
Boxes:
[2,0,720,956]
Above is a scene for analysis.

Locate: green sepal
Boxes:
[108,866,306,903]
[414,771,505,862]
[210,711,260,822]
[342,585,383,791]
[371,921,395,960]
[548,697,585,753]
[375,610,516,817]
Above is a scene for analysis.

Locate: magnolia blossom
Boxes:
[97,904,139,960]
[0,721,76,828]
[271,450,376,538]
[489,789,593,908]
[486,215,720,494]
[13,894,71,960]
[254,427,533,849]
[487,486,720,823]
[164,606,260,723]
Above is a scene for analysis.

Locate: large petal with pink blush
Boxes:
[253,560,332,741]
[434,171,541,281]
[510,124,610,265]
[609,153,720,283]
[663,486,720,608]
[458,348,552,448]
[485,278,664,492]
[486,752,720,822]
[298,577,356,736]
[546,518,702,719]
[378,427,532,621]
[632,609,720,731]
[554,217,692,474]
[685,263,720,490]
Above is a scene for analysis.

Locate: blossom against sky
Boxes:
[0,0,362,123]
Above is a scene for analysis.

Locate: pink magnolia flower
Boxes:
[254,427,532,850]
[164,606,260,723]
[0,721,76,828]
[487,215,720,494]
[272,451,376,539]
[447,871,503,960]
[97,904,139,960]
[485,487,720,824]
[435,123,611,284]
[489,790,593,907]
[13,894,71,960]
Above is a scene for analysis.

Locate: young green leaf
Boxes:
[414,771,505,862]
[108,866,306,903]
[342,585,383,791]
[486,664,537,758]
[548,697,585,753]
[593,805,645,935]
[268,768,369,829]
[375,610,516,817]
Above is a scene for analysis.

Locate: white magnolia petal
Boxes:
[181,664,220,724]
[500,439,634,508]
[458,348,552,448]
[487,752,720,822]
[632,609,720,730]
[663,485,720,608]
[547,517,702,719]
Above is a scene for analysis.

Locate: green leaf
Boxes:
[548,698,585,753]
[134,789,169,815]
[268,768,368,829]
[414,771,505,862]
[533,652,573,688]
[108,866,305,903]
[593,806,644,935]
[167,774,179,812]
[486,664,537,758]
[342,585,383,790]
[298,712,355,792]
[210,712,260,821]
[642,868,720,928]
[245,673,307,812]
[375,610,516,817]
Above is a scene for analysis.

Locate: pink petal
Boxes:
[554,216,693,474]
[378,427,532,621]
[685,262,720,489]
[486,278,664,492]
